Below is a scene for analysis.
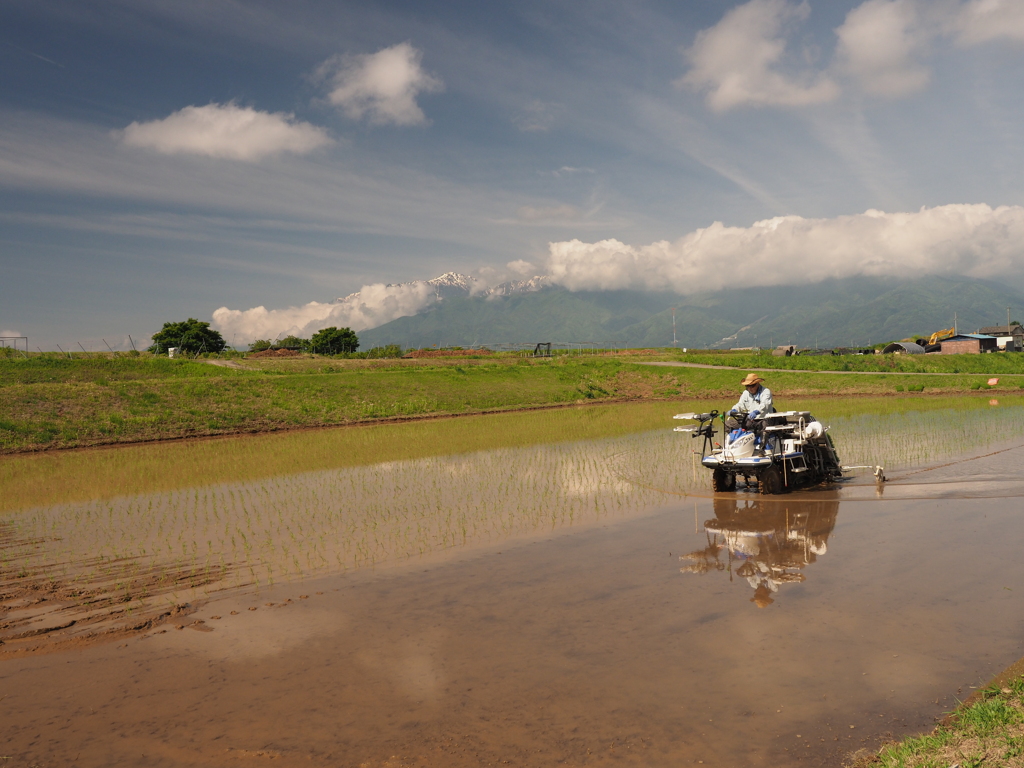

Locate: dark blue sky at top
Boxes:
[2,0,1024,347]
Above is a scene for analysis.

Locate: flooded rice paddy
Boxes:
[3,396,1024,766]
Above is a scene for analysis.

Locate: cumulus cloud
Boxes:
[506,259,537,276]
[120,103,333,161]
[210,205,1024,342]
[316,42,443,126]
[954,0,1024,45]
[542,204,1024,294]
[683,0,1024,109]
[211,280,435,343]
[834,0,934,98]
[679,0,839,111]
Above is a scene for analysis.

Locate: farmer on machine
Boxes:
[724,373,774,431]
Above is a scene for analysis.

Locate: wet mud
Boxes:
[3,403,1024,766]
[0,530,221,655]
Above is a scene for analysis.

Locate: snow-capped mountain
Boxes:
[486,275,555,297]
[333,272,552,304]
[213,271,556,344]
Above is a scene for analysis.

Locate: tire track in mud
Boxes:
[0,520,247,657]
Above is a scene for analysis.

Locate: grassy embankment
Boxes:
[1,351,1020,453]
[670,348,1024,376]
[854,673,1024,767]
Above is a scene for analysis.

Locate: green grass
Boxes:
[0,354,255,383]
[857,675,1024,768]
[0,352,1020,453]
[670,349,1024,375]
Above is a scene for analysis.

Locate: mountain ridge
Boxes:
[356,274,1024,350]
[333,271,554,305]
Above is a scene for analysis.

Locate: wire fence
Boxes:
[6,337,664,360]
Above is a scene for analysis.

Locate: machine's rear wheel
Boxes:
[759,465,784,495]
[712,468,736,492]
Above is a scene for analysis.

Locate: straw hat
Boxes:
[740,373,764,386]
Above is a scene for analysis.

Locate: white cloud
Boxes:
[679,0,839,111]
[834,0,933,98]
[954,0,1024,45]
[316,42,443,126]
[506,259,536,276]
[211,280,435,343]
[1,329,22,338]
[683,0,1024,110]
[542,204,1024,293]
[120,103,333,161]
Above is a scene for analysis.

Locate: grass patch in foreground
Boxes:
[855,676,1024,768]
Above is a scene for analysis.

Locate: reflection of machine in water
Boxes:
[680,496,839,607]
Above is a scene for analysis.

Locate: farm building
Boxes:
[978,324,1024,352]
[939,334,998,354]
[881,341,925,354]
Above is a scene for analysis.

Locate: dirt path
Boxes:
[204,359,246,369]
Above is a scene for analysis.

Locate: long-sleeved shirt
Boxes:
[730,386,774,419]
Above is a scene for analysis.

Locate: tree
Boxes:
[248,339,272,352]
[365,344,403,359]
[276,335,308,350]
[309,326,359,354]
[149,318,226,355]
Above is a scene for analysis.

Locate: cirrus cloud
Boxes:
[315,42,443,126]
[543,204,1024,294]
[120,102,333,161]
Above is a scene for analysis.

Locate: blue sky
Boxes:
[3,0,1024,348]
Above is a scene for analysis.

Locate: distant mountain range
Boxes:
[355,273,1024,350]
[334,271,555,304]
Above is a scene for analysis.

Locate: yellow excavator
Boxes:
[928,327,955,345]
[914,327,956,350]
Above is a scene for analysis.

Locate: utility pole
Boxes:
[671,308,677,347]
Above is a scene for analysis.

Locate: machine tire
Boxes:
[712,468,736,492]
[759,465,784,495]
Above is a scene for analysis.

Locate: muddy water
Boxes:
[3,399,1024,766]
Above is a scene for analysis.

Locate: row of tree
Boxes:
[148,319,364,356]
[248,326,359,354]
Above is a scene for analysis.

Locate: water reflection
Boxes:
[1,434,673,653]
[680,496,839,607]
